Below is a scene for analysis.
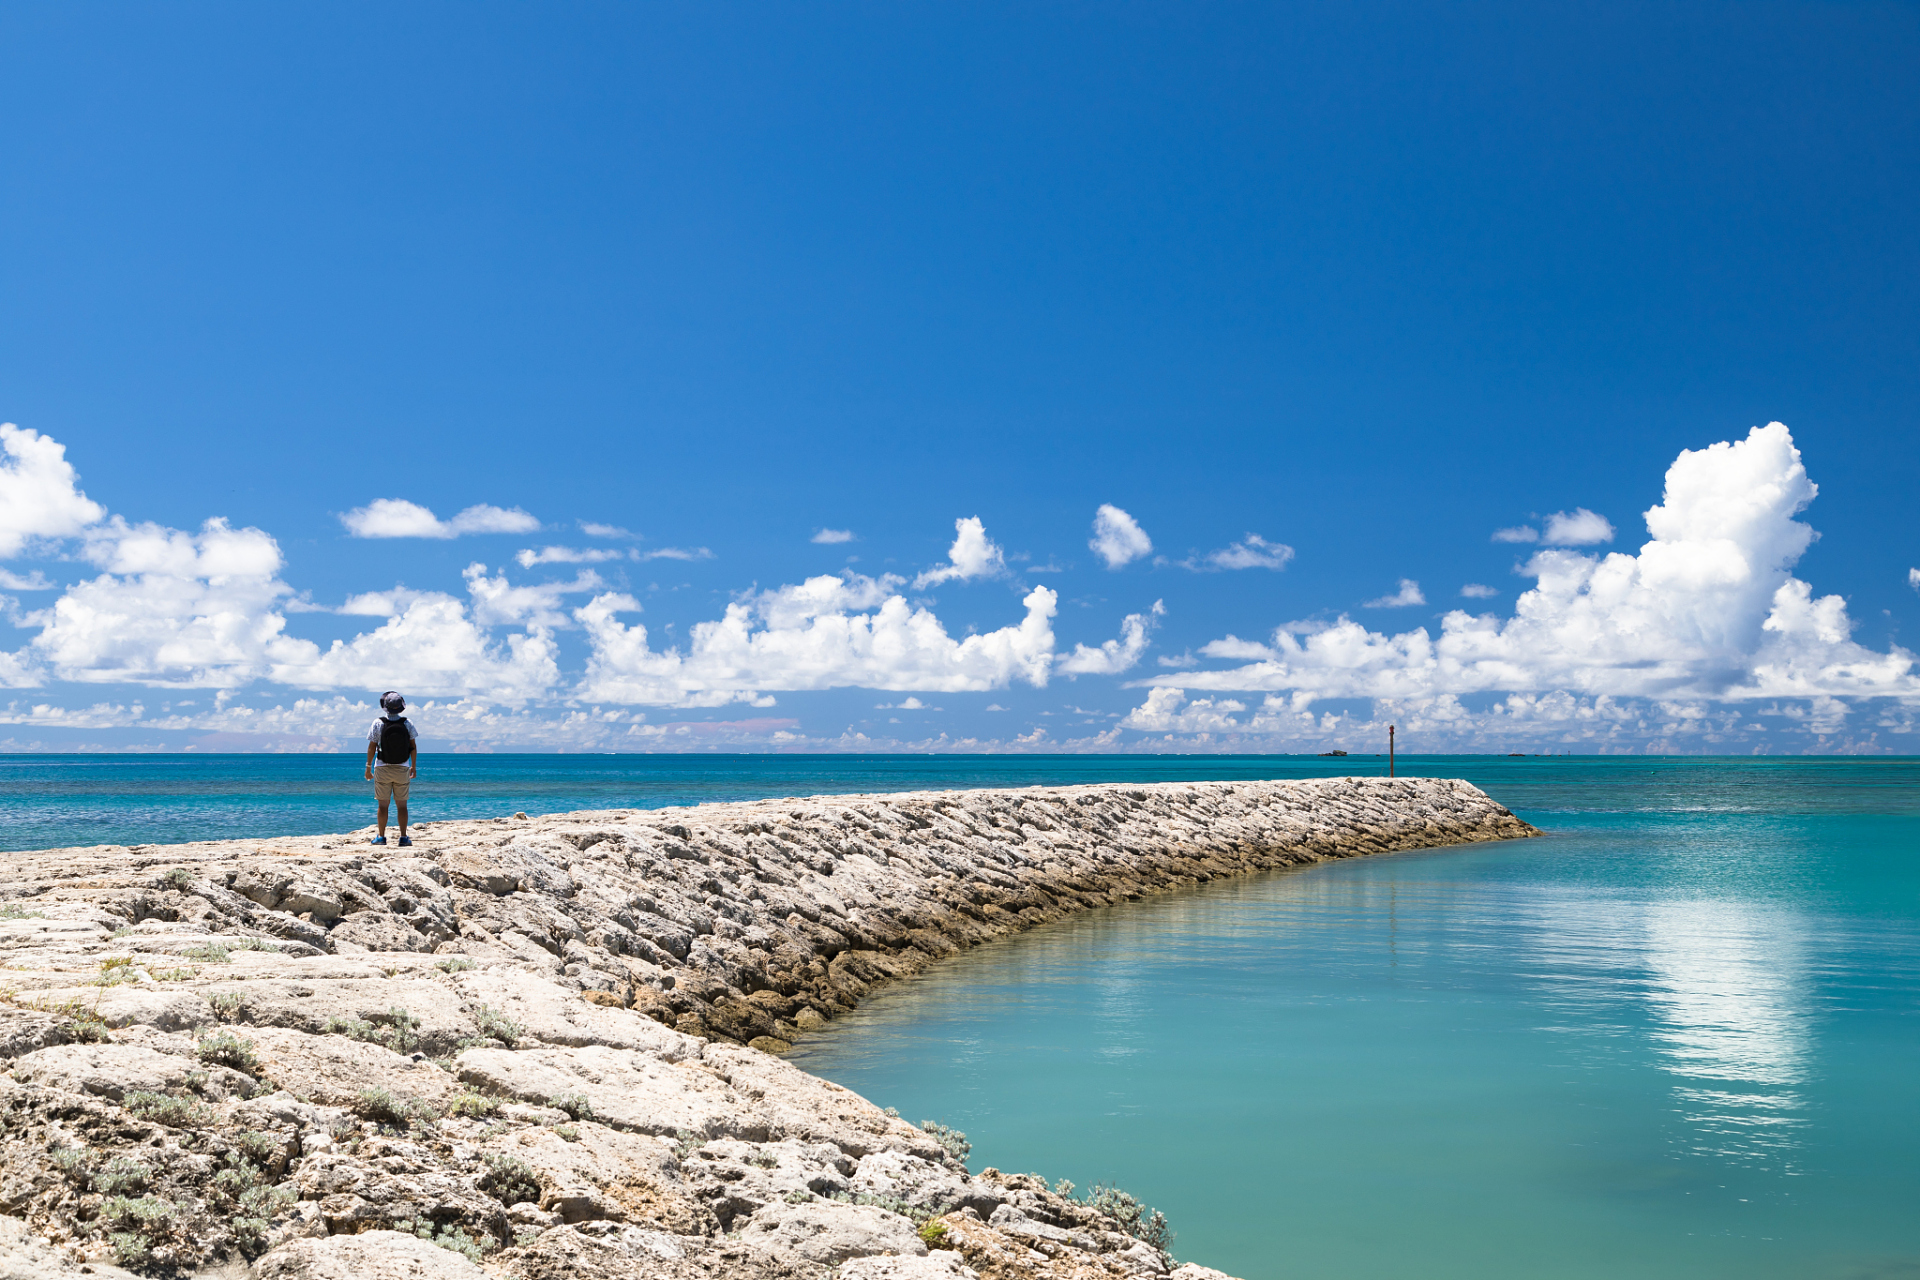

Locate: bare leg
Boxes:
[377,796,390,839]
[396,799,408,839]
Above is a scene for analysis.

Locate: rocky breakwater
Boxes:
[0,777,1534,1280]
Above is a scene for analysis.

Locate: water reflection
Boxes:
[1640,900,1810,1168]
[1531,891,1811,1170]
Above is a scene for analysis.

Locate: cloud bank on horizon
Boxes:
[0,421,1914,753]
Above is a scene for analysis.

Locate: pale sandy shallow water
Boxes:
[786,759,1920,1280]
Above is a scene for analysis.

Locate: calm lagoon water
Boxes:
[785,758,1920,1280]
[5,754,1916,1279]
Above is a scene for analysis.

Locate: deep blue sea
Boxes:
[5,754,1916,1280]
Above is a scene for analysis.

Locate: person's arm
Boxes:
[364,741,376,780]
[408,723,418,777]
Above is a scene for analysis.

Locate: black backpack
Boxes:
[377,717,413,764]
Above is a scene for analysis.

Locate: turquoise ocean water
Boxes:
[6,754,1916,1279]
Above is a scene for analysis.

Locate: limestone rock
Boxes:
[456,1045,759,1140]
[29,985,213,1033]
[841,1253,981,1280]
[9,1043,230,1101]
[251,1229,488,1279]
[0,777,1531,1280]
[242,1026,458,1108]
[737,1199,929,1265]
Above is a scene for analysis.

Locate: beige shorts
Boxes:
[373,764,412,804]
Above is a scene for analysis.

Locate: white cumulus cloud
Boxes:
[1493,525,1539,543]
[1089,504,1152,569]
[516,546,629,567]
[340,499,540,539]
[1460,583,1499,599]
[273,595,560,704]
[1909,567,1919,592]
[462,564,604,628]
[1191,534,1294,572]
[575,574,1058,707]
[913,517,1007,589]
[1057,601,1164,676]
[0,423,106,558]
[1144,423,1918,709]
[812,528,856,544]
[19,518,308,689]
[1543,507,1615,545]
[1363,579,1426,608]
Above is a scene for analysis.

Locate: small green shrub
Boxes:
[212,1161,261,1197]
[920,1120,971,1164]
[828,1190,940,1225]
[122,1091,215,1128]
[325,1014,376,1039]
[0,903,45,920]
[1085,1183,1173,1253]
[477,1152,540,1207]
[231,937,281,952]
[919,1220,951,1249]
[91,955,141,987]
[552,1123,580,1142]
[746,1150,779,1169]
[784,1189,815,1204]
[209,991,244,1021]
[375,1006,422,1053]
[230,1184,298,1254]
[436,957,475,973]
[151,966,198,982]
[163,868,193,891]
[100,1194,182,1265]
[325,1007,422,1054]
[447,1091,500,1119]
[108,1232,153,1267]
[50,1147,89,1182]
[353,1087,440,1129]
[470,1004,522,1046]
[197,1029,260,1072]
[61,1014,112,1044]
[393,1219,492,1264]
[230,1130,282,1167]
[183,943,231,963]
[94,1156,151,1196]
[672,1128,708,1159]
[546,1091,594,1122]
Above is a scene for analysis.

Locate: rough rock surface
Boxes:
[0,778,1533,1278]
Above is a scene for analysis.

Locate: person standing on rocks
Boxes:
[364,690,419,846]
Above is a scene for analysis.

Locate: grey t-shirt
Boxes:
[367,716,419,764]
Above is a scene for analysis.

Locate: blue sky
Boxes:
[1,2,1917,753]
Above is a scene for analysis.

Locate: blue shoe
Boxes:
[370,836,387,845]
[397,836,412,847]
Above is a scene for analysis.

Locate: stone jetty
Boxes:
[0,777,1535,1279]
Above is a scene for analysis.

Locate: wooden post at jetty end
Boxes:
[1389,724,1396,777]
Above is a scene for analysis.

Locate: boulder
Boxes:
[241,1026,458,1108]
[11,1043,206,1101]
[455,1045,761,1140]
[736,1200,929,1265]
[840,1253,980,1280]
[251,1230,488,1279]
